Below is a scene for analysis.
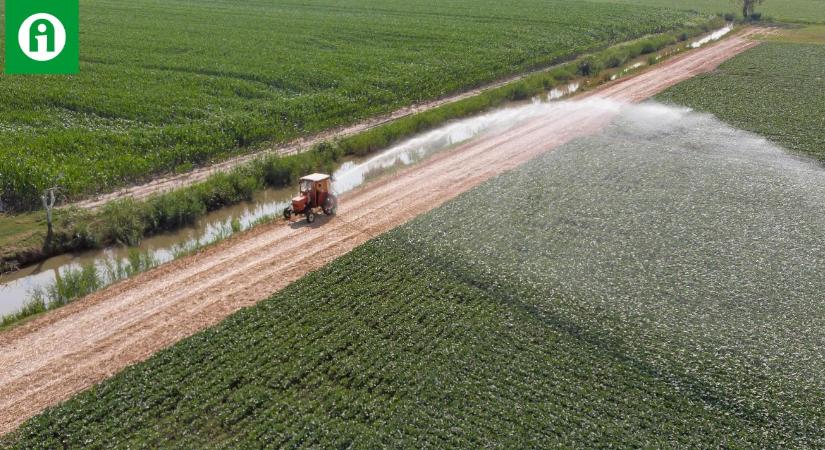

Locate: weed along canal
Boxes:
[0,95,586,319]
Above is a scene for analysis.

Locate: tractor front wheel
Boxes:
[306,210,316,224]
[283,206,293,220]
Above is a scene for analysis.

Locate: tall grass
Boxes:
[0,250,158,329]
[0,212,281,330]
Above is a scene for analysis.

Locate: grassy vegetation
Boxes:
[0,0,707,211]
[590,0,825,24]
[0,213,46,272]
[0,251,150,330]
[0,20,721,273]
[658,39,825,163]
[5,110,825,447]
[0,265,106,329]
[0,224,250,331]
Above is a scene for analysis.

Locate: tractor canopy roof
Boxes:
[300,173,330,182]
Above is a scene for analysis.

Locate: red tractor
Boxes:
[283,173,337,223]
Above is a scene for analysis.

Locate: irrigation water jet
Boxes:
[407,100,825,392]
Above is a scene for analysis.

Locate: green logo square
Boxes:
[4,0,79,74]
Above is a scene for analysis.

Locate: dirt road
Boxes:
[0,30,760,434]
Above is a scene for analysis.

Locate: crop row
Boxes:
[1,238,767,448]
[657,41,825,164]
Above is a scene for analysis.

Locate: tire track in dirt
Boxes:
[0,30,761,435]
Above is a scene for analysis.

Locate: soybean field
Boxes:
[0,0,701,210]
[658,41,825,163]
[6,104,825,448]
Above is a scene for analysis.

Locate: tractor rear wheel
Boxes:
[323,197,337,216]
[306,210,316,223]
[283,206,293,220]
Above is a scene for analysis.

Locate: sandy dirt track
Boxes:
[0,30,760,434]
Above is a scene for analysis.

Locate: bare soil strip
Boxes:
[0,30,760,434]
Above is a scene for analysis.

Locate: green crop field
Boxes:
[0,0,705,211]
[658,40,825,163]
[590,0,825,23]
[6,106,824,448]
